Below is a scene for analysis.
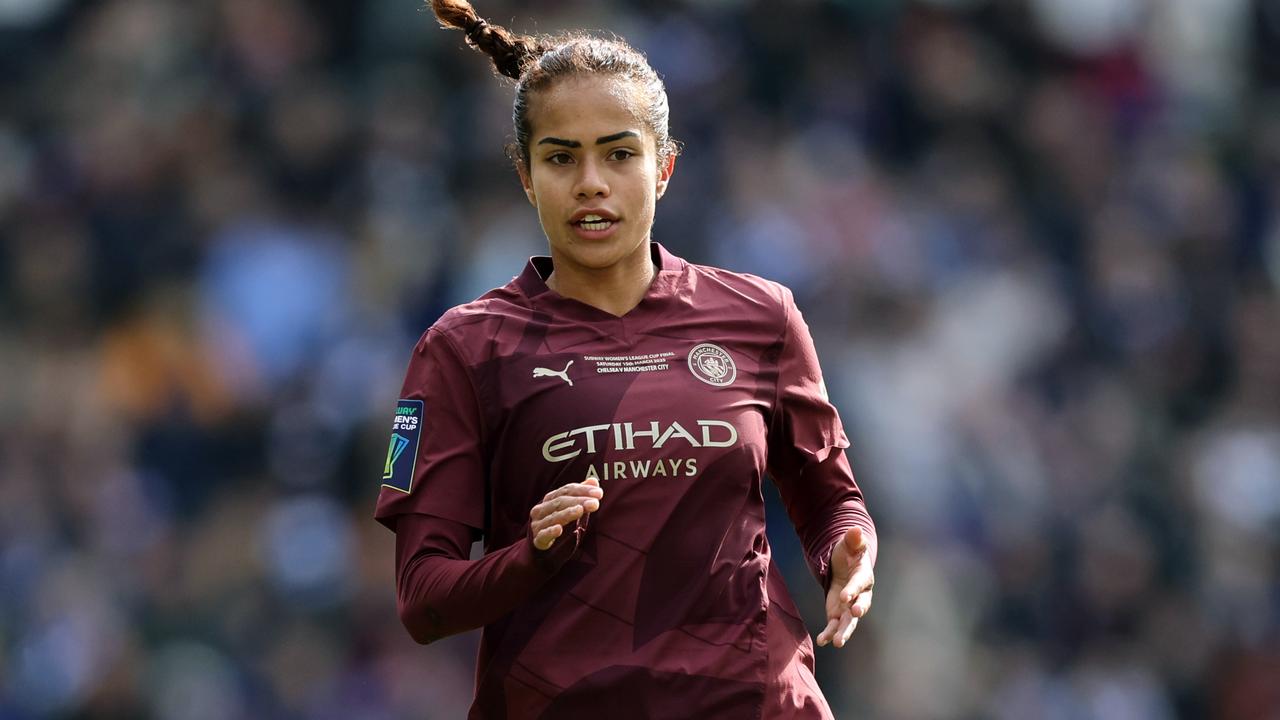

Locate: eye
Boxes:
[546,152,574,166]
[608,148,635,161]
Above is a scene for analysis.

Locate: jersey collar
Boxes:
[515,242,686,323]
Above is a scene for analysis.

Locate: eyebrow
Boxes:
[536,130,640,148]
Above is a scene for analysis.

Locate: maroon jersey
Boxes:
[375,243,876,719]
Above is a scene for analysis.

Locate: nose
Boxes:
[574,157,609,199]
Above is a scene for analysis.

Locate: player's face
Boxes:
[518,75,675,277]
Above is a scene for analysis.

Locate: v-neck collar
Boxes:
[514,243,687,328]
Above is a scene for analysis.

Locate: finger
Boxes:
[850,589,873,618]
[530,494,599,522]
[843,526,867,556]
[553,496,601,517]
[533,523,563,551]
[839,564,875,604]
[541,482,605,503]
[816,617,840,647]
[534,495,606,531]
[532,504,587,534]
[543,492,602,516]
[834,614,859,648]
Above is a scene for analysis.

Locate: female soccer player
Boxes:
[374,2,877,717]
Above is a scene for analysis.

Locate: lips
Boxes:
[569,208,618,224]
[569,208,619,234]
[567,209,620,239]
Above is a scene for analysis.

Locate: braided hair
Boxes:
[427,0,679,169]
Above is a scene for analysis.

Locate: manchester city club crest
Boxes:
[687,343,737,387]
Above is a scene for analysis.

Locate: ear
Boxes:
[655,152,676,201]
[516,161,537,207]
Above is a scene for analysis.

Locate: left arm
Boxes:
[766,289,877,648]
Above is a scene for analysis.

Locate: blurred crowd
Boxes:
[1,0,1278,718]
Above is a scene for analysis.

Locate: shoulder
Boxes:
[414,281,533,363]
[683,260,795,322]
[432,284,523,335]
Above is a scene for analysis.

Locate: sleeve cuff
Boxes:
[522,517,583,576]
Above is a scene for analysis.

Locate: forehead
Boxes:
[527,75,650,141]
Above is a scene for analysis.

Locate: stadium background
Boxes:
[1,0,1278,717]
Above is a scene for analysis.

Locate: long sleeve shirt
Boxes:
[375,243,877,719]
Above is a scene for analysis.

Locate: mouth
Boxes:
[569,210,619,232]
[569,212,621,240]
[577,216,614,231]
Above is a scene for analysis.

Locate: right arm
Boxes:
[375,326,604,644]
[393,478,602,644]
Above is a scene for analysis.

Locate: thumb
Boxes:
[844,526,867,555]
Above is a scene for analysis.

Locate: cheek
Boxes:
[538,188,570,231]
[638,174,659,214]
[530,175,555,212]
[536,201,557,231]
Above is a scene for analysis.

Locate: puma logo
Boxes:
[532,360,574,386]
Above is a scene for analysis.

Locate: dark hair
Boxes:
[427,0,679,169]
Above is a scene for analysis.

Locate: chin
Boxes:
[560,236,642,268]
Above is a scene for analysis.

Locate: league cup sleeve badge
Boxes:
[382,399,423,493]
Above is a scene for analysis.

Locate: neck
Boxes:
[545,242,656,317]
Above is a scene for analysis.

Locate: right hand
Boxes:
[530,476,603,551]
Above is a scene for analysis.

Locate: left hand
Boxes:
[815,526,874,649]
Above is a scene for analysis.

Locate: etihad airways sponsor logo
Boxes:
[541,420,739,463]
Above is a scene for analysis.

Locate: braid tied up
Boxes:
[429,0,542,80]
[426,0,680,168]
